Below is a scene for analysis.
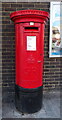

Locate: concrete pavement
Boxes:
[2,91,60,119]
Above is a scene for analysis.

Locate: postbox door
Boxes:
[16,24,44,89]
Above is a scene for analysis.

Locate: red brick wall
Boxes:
[2,2,61,94]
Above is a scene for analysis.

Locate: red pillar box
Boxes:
[10,10,49,113]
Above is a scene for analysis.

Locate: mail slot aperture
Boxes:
[25,27,38,30]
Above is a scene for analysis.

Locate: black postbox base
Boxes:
[15,84,43,114]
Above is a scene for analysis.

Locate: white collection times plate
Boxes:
[27,36,36,51]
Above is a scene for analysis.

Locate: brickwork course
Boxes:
[2,2,62,96]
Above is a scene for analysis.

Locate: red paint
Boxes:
[10,10,49,89]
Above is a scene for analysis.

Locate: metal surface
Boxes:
[10,10,49,113]
[15,85,43,113]
[10,10,49,24]
[10,10,49,89]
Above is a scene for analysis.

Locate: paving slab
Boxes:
[2,91,60,119]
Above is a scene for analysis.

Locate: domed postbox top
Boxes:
[10,10,49,24]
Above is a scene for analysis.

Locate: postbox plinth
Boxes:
[15,85,43,113]
[10,10,49,113]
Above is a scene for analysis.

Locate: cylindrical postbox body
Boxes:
[10,10,49,113]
